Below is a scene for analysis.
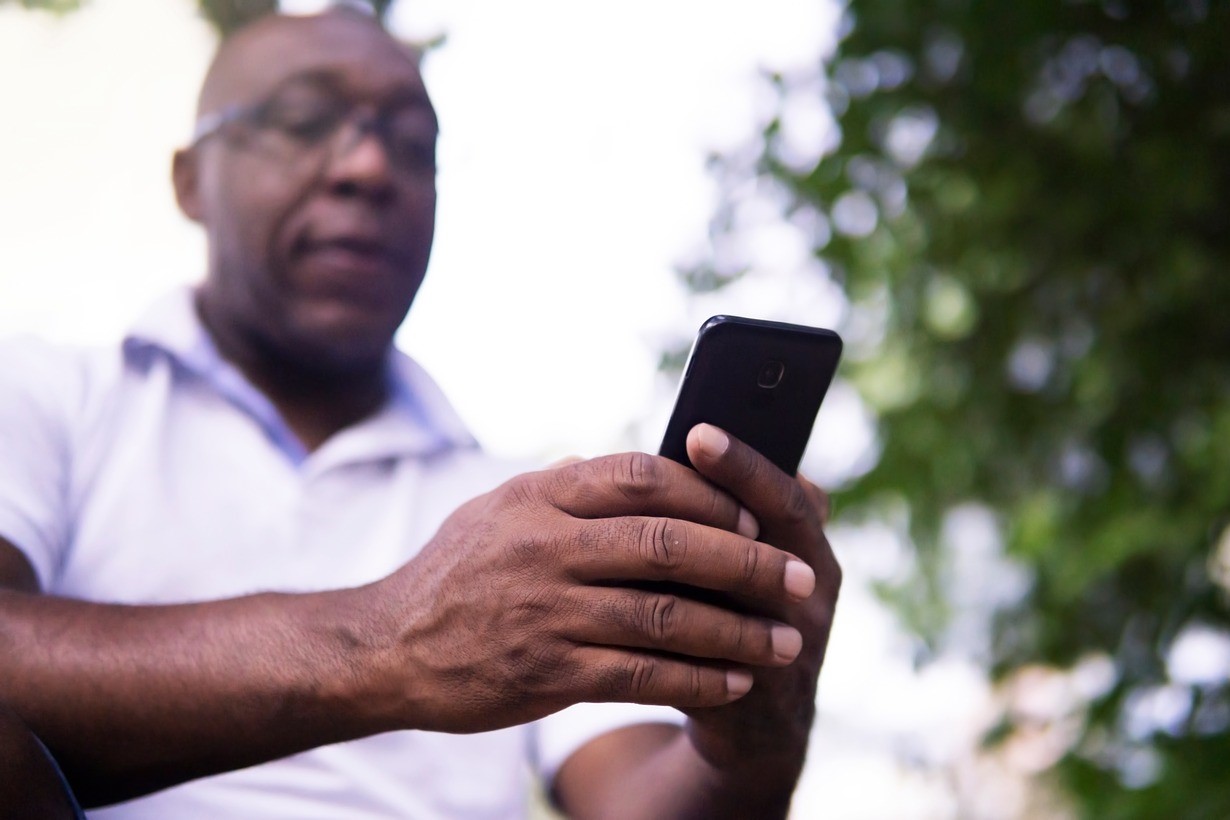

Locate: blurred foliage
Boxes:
[0,0,82,12]
[197,0,396,36]
[197,0,277,36]
[683,0,1230,814]
[4,0,397,35]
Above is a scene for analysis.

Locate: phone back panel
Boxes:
[658,316,843,476]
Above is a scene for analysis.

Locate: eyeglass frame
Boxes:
[188,86,439,176]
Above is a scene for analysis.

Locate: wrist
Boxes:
[294,582,414,736]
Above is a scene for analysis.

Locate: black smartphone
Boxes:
[658,315,843,476]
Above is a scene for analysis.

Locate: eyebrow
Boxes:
[263,69,438,126]
[271,69,432,105]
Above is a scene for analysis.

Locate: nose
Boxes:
[321,118,396,202]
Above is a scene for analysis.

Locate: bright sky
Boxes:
[0,0,847,462]
[384,0,851,462]
[0,1,1014,817]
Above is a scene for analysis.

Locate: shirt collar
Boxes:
[121,287,477,468]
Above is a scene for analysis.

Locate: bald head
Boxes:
[197,8,424,120]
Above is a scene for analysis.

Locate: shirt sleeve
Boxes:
[532,702,686,786]
[0,337,79,589]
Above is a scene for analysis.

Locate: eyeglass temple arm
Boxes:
[190,105,245,146]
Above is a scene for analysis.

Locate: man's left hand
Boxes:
[680,423,841,788]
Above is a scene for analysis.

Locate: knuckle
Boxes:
[552,460,609,511]
[501,473,544,511]
[498,516,559,567]
[738,541,763,586]
[504,533,543,566]
[567,521,603,555]
[510,582,564,628]
[624,654,658,698]
[638,593,679,643]
[687,665,706,701]
[613,451,662,502]
[518,640,564,692]
[727,614,752,658]
[639,518,686,571]
[780,483,815,528]
[704,486,732,530]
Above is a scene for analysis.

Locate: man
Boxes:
[0,8,840,818]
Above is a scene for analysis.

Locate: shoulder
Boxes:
[0,334,84,372]
[0,335,120,423]
[0,336,87,414]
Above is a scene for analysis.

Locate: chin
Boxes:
[285,305,404,372]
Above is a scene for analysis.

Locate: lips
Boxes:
[284,229,420,313]
[294,230,410,276]
[302,232,389,262]
[312,235,388,256]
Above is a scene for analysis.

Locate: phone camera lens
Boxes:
[757,360,785,389]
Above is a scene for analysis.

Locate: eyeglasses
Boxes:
[191,82,438,176]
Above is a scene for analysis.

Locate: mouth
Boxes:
[284,230,422,313]
[301,234,393,264]
[292,230,417,283]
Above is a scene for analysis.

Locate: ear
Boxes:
[172,148,204,224]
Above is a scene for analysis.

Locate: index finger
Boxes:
[539,451,759,539]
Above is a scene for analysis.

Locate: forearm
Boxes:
[556,721,807,820]
[0,585,397,807]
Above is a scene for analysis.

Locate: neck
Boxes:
[243,354,390,454]
[196,299,391,453]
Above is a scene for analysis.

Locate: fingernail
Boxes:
[783,560,816,600]
[726,669,754,699]
[696,424,729,458]
[736,507,760,540]
[771,625,803,663]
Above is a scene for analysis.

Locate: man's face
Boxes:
[183,13,438,372]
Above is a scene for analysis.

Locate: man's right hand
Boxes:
[0,452,814,805]
[361,452,816,733]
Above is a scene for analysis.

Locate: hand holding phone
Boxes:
[659,316,843,476]
[651,317,845,782]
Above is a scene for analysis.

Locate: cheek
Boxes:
[204,160,301,276]
[396,183,438,269]
[409,195,437,265]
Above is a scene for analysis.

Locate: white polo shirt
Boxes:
[0,289,677,819]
